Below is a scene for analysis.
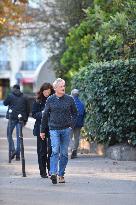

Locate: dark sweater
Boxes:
[41,94,78,132]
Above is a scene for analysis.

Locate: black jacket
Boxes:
[3,88,30,122]
[32,97,48,136]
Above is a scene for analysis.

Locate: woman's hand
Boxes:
[40,133,45,140]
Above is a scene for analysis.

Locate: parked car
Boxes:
[0,100,8,117]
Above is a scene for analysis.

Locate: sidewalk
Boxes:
[0,117,136,205]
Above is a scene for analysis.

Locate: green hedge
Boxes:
[72,59,136,146]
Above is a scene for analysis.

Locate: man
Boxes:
[70,89,85,159]
[40,78,77,184]
[3,84,30,161]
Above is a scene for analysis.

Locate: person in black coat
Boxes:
[32,82,54,178]
[3,84,30,161]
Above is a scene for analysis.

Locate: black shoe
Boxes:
[50,175,57,184]
[16,156,20,161]
[11,151,16,160]
[41,173,48,178]
[71,150,77,159]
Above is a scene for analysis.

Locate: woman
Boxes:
[32,83,54,178]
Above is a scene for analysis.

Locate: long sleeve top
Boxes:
[41,94,78,132]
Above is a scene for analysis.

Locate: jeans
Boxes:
[7,120,20,156]
[49,128,70,176]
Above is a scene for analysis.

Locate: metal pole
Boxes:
[18,114,26,177]
[8,109,12,163]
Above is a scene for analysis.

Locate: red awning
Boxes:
[21,78,33,84]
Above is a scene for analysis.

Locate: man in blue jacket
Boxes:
[70,89,85,159]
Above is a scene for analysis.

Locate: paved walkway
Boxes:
[0,118,136,205]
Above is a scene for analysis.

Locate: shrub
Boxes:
[72,59,136,146]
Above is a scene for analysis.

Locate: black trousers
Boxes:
[37,135,52,176]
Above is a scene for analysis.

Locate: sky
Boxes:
[29,0,41,8]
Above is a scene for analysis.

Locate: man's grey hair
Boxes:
[53,78,65,88]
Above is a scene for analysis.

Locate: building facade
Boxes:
[0,37,56,99]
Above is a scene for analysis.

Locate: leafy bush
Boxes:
[72,59,136,146]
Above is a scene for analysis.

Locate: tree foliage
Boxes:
[0,0,28,40]
[61,0,136,80]
[28,0,92,80]
[62,0,136,145]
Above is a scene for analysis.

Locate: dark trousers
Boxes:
[37,135,51,176]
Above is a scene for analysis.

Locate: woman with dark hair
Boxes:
[32,82,54,178]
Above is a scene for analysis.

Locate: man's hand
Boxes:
[40,133,45,140]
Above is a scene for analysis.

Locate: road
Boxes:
[0,118,136,205]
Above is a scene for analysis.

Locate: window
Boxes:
[0,61,11,70]
[20,61,41,70]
